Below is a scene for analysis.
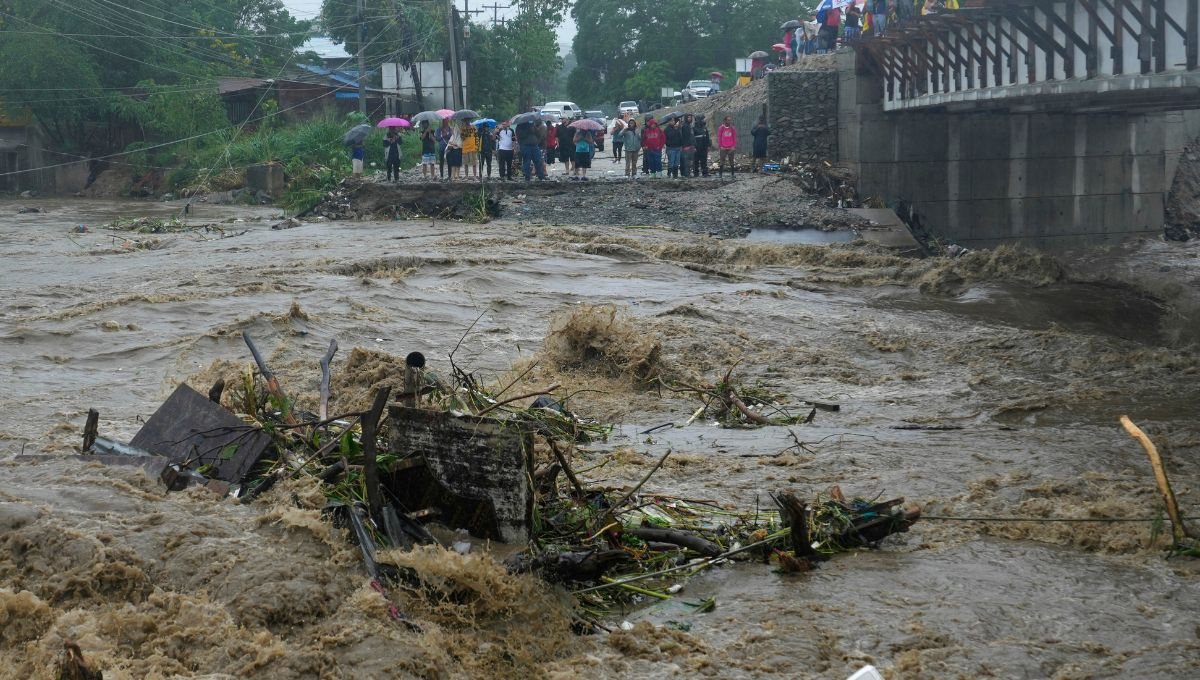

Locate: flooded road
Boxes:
[2,196,1199,679]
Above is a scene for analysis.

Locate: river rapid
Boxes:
[1,196,1198,679]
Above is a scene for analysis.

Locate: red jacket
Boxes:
[642,123,666,151]
[547,126,558,149]
[717,124,737,149]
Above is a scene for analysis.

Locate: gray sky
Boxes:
[283,0,576,51]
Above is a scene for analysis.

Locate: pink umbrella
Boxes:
[376,117,411,128]
[436,108,455,118]
[772,43,788,52]
[568,118,603,131]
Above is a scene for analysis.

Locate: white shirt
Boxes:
[497,129,514,151]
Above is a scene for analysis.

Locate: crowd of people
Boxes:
[380,112,772,183]
[780,0,959,59]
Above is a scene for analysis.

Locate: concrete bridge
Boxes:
[836,0,1200,246]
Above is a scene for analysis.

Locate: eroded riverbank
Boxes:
[2,196,1199,679]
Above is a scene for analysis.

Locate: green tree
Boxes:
[569,0,800,107]
[622,61,674,104]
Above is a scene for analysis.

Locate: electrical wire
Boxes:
[0,24,441,178]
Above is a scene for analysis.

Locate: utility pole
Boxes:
[357,0,367,114]
[445,0,464,109]
[482,2,510,26]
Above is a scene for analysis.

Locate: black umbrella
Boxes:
[781,19,802,30]
[510,111,543,125]
[451,108,480,120]
[657,112,683,124]
[342,124,372,145]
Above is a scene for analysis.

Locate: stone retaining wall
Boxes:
[766,71,839,162]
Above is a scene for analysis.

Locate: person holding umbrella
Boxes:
[572,126,594,181]
[476,121,495,178]
[461,121,479,179]
[384,130,402,182]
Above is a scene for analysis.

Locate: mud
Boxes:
[2,195,1200,678]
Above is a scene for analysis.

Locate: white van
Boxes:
[541,101,583,119]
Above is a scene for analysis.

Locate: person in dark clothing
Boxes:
[435,119,452,180]
[692,114,711,177]
[533,120,549,178]
[478,124,494,177]
[384,130,402,182]
[664,118,683,178]
[556,119,574,173]
[516,120,545,181]
[680,114,696,178]
[750,116,770,172]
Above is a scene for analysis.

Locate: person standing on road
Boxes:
[516,118,544,181]
[497,120,515,181]
[692,114,711,177]
[680,114,696,178]
[545,121,558,168]
[420,123,437,180]
[611,119,626,163]
[384,130,402,182]
[642,117,666,177]
[572,128,594,181]
[621,119,641,178]
[533,120,550,179]
[446,124,464,180]
[436,119,452,180]
[717,115,737,178]
[478,124,494,178]
[461,122,478,179]
[664,117,683,178]
[750,116,770,172]
[556,117,575,174]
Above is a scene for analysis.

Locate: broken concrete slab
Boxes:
[847,208,921,249]
[387,406,533,544]
[130,383,274,484]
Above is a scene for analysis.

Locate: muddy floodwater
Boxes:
[2,195,1200,679]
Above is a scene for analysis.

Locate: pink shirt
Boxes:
[717,124,737,149]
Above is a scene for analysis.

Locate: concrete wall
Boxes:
[767,71,838,162]
[839,51,1200,248]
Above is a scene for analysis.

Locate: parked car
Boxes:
[584,110,607,126]
[540,101,583,120]
[682,79,719,101]
[618,100,640,115]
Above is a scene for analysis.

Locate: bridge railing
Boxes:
[853,0,1198,109]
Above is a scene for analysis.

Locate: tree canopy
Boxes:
[568,0,802,107]
[0,0,311,148]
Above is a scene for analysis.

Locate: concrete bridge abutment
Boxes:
[837,51,1200,248]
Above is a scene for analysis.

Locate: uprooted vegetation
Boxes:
[541,304,664,382]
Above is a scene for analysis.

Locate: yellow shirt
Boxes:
[462,128,479,153]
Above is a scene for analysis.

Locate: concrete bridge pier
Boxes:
[838,52,1200,248]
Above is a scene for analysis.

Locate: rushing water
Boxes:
[2,197,1199,679]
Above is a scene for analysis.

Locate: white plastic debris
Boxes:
[846,665,884,680]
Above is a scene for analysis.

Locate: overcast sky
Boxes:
[283,0,576,51]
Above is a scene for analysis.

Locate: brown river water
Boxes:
[1,197,1199,679]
